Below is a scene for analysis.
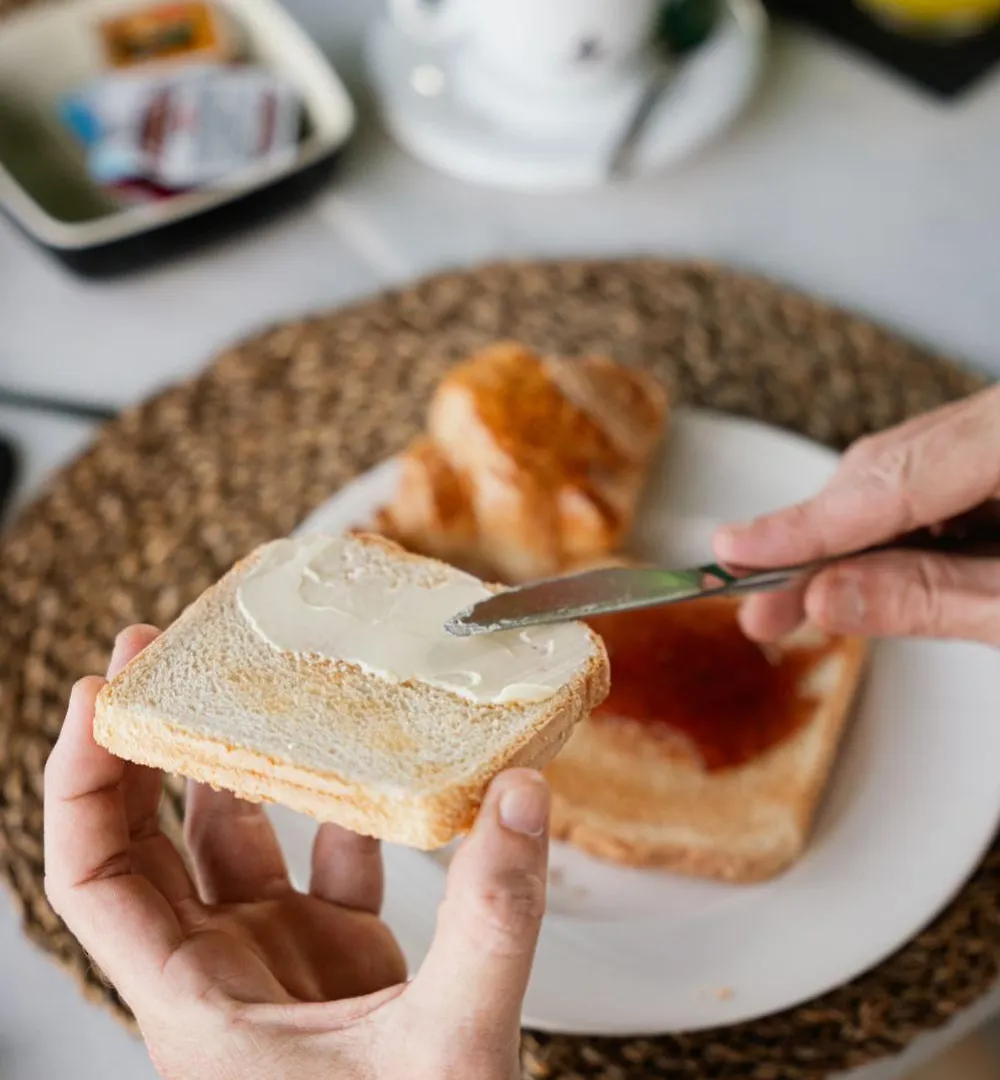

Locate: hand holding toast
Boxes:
[715,384,1000,647]
[45,626,551,1080]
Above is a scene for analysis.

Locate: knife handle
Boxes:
[887,501,1000,558]
[705,500,1000,595]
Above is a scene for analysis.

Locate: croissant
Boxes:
[373,342,668,583]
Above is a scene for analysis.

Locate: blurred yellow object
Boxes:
[857,0,1000,36]
[99,2,235,69]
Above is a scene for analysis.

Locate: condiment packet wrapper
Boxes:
[62,64,302,190]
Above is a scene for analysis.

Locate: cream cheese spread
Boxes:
[236,535,593,705]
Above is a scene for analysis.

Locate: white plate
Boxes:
[267,408,1000,1035]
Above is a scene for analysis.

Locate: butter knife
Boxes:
[445,514,1000,636]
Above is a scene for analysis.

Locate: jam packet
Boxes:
[62,64,302,190]
[99,1,238,70]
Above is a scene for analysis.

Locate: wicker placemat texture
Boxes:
[0,0,45,22]
[0,260,995,1079]
[0,0,27,17]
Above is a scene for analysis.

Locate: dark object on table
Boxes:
[0,436,18,521]
[0,384,116,421]
[765,0,1000,96]
[658,0,721,54]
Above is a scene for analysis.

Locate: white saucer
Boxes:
[268,409,1000,1035]
[364,0,768,190]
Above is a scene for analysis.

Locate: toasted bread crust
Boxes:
[96,678,597,849]
[94,532,609,849]
[546,628,868,883]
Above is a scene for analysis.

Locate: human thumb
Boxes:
[410,769,549,1067]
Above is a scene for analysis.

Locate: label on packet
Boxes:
[99,1,236,70]
[62,64,302,190]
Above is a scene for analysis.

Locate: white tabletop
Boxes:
[1,3,999,1077]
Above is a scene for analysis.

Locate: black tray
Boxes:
[765,0,1000,97]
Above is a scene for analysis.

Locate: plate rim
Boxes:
[289,407,1000,1036]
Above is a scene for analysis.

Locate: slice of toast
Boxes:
[545,596,867,882]
[95,533,609,849]
[374,342,668,582]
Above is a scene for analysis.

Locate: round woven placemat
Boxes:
[1,259,996,1078]
[0,0,33,19]
[0,0,54,23]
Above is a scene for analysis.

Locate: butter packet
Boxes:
[62,65,302,190]
[99,1,238,69]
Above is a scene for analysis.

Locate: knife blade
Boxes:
[445,561,796,636]
[444,508,1000,636]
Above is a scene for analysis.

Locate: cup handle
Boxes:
[387,0,466,44]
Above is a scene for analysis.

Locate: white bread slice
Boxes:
[545,596,867,883]
[94,533,609,849]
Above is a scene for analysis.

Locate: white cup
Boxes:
[388,0,661,93]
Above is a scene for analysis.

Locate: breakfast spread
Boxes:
[371,341,867,880]
[94,532,608,849]
[97,339,865,872]
[587,598,838,772]
[548,594,866,882]
[236,533,594,705]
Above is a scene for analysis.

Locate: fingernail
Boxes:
[69,676,93,702]
[498,776,549,837]
[714,521,755,559]
[109,630,129,665]
[824,572,867,629]
[715,521,751,547]
[108,624,157,676]
[108,632,131,673]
